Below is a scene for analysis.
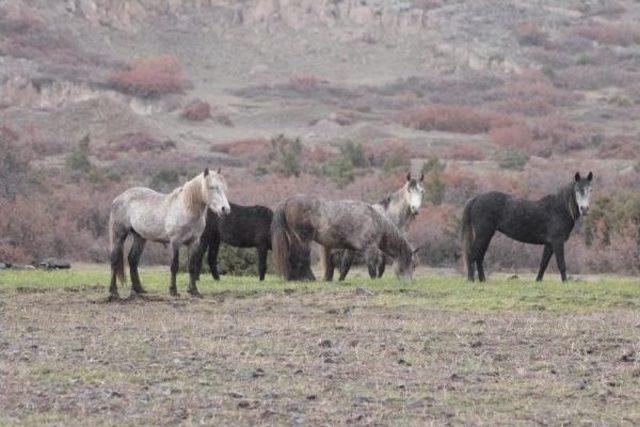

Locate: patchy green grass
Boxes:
[1,267,639,425]
[2,267,639,312]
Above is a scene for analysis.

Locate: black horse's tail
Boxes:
[271,200,291,280]
[460,197,476,274]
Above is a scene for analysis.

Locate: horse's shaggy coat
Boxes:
[108,169,230,299]
[330,173,424,280]
[195,203,273,281]
[272,194,414,281]
[461,172,593,282]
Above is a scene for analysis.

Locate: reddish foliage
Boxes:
[182,100,211,121]
[0,125,19,142]
[99,133,175,158]
[107,55,185,98]
[531,116,588,152]
[365,140,412,167]
[489,123,534,152]
[575,22,640,46]
[515,22,548,46]
[212,138,270,159]
[445,143,485,161]
[598,135,640,158]
[398,105,517,135]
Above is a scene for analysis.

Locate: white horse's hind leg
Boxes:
[128,232,147,295]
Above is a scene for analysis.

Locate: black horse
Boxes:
[461,172,593,282]
[195,203,273,281]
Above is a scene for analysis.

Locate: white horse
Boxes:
[108,168,230,299]
[330,172,424,280]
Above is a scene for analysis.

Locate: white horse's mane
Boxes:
[167,173,205,216]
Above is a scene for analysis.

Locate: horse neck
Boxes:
[381,223,412,264]
[558,184,578,221]
[182,175,206,217]
[379,188,413,230]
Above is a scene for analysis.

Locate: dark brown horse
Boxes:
[461,172,593,282]
[272,194,414,281]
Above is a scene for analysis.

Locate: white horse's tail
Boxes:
[109,214,126,285]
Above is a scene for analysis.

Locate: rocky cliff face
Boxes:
[63,0,432,32]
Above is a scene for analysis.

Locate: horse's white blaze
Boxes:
[575,187,591,214]
[203,172,231,215]
[405,183,424,214]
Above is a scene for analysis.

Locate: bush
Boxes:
[445,143,485,160]
[498,149,529,171]
[575,22,640,46]
[65,135,92,174]
[107,55,185,98]
[269,135,302,177]
[182,100,211,121]
[515,22,548,47]
[398,105,508,134]
[489,123,534,152]
[213,246,260,277]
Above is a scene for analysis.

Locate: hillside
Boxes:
[2,0,640,273]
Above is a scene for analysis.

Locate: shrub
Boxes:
[515,22,548,47]
[445,143,485,160]
[322,157,356,188]
[0,127,32,199]
[398,105,495,134]
[65,135,92,174]
[213,246,260,277]
[497,149,529,171]
[269,135,302,177]
[574,22,640,46]
[107,55,185,98]
[212,138,270,160]
[489,123,534,152]
[182,99,211,121]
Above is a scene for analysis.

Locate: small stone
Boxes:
[355,286,375,296]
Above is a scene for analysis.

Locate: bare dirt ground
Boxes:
[1,270,639,425]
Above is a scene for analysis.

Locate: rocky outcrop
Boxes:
[62,0,430,32]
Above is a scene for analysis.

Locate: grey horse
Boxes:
[108,168,230,299]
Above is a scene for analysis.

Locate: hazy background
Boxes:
[1,0,639,274]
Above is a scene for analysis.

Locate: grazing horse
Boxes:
[108,168,231,299]
[330,172,424,280]
[461,172,593,282]
[272,194,415,281]
[195,203,273,281]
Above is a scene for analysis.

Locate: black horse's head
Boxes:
[574,171,594,216]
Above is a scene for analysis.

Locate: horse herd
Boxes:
[107,168,594,299]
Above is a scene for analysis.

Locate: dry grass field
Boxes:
[1,267,639,425]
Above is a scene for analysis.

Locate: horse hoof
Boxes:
[188,290,203,298]
[106,294,120,303]
[136,288,148,294]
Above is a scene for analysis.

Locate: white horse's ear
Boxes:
[217,167,222,174]
[587,171,593,181]
[204,168,209,176]
[574,172,581,182]
[406,172,412,182]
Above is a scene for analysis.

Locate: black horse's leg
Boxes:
[128,232,147,295]
[473,231,494,282]
[169,242,180,296]
[208,236,221,281]
[338,250,353,281]
[257,244,268,281]
[187,241,203,298]
[552,242,567,282]
[192,235,208,282]
[536,245,553,282]
[377,254,386,278]
[366,249,379,279]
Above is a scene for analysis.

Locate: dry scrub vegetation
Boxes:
[1,269,639,425]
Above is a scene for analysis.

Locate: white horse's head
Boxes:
[574,171,593,216]
[202,168,231,215]
[403,172,425,215]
